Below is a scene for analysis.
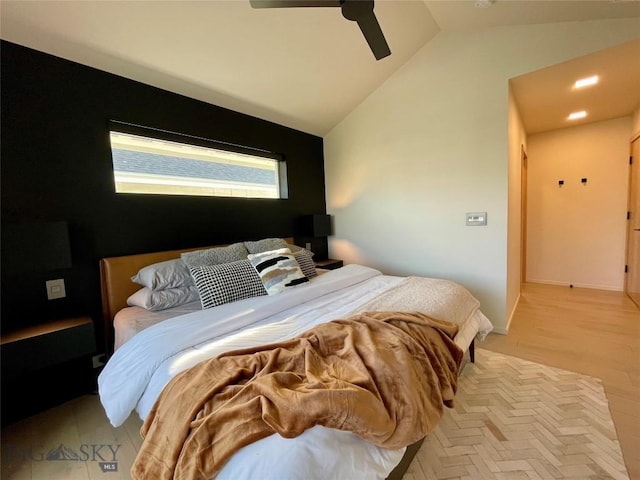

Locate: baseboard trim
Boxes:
[504,292,521,333]
[526,279,623,292]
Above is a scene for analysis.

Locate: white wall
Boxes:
[324,19,640,332]
[526,116,632,290]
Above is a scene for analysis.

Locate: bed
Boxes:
[97,237,493,480]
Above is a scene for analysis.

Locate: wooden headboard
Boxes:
[99,238,294,355]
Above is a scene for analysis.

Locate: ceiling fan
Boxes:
[249,0,391,60]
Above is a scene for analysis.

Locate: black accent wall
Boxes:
[1,41,326,348]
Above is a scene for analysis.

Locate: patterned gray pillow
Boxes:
[189,260,267,309]
[181,242,249,268]
[244,238,288,254]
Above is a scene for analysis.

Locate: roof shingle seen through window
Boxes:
[112,149,276,185]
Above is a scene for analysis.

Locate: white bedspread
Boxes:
[114,301,201,351]
[98,264,493,479]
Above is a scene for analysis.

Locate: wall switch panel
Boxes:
[46,278,66,300]
[466,212,488,226]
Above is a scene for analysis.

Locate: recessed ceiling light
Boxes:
[574,75,599,89]
[568,111,587,120]
[475,0,495,8]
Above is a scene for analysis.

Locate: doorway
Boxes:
[625,134,640,307]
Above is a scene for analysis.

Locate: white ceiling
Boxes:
[1,0,639,137]
[511,38,640,134]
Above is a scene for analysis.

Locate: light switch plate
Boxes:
[46,278,66,300]
[466,212,488,226]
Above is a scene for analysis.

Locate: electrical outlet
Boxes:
[305,242,312,251]
[92,354,106,369]
[46,278,66,300]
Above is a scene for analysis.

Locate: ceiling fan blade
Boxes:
[341,0,390,60]
[251,0,391,60]
[250,0,340,8]
[356,12,391,60]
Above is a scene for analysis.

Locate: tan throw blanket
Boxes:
[131,311,464,480]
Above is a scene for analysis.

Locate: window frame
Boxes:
[108,120,288,199]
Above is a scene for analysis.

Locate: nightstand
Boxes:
[314,258,343,270]
[1,316,97,425]
[1,316,96,378]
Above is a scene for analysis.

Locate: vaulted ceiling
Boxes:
[1,0,639,136]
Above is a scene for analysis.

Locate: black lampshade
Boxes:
[310,214,332,237]
[2,221,72,274]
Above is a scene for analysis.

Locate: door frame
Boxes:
[521,144,528,284]
[625,131,640,307]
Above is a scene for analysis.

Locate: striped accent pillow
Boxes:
[189,260,267,310]
[248,248,309,295]
[293,249,317,279]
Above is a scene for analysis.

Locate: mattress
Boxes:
[114,300,201,351]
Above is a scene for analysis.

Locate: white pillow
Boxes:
[248,248,309,295]
[127,286,200,311]
[286,243,304,253]
[131,259,193,291]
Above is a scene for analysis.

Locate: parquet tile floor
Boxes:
[404,349,628,480]
[479,283,640,480]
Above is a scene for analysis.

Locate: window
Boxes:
[109,126,286,199]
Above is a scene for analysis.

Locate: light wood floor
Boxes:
[481,282,640,480]
[1,282,638,479]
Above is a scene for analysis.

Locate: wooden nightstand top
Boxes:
[1,316,96,379]
[314,259,343,270]
[1,316,93,345]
